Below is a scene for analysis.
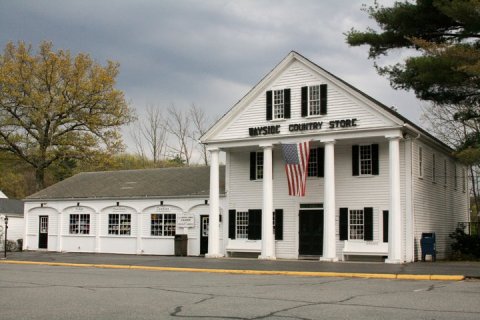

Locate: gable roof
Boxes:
[26,166,225,201]
[0,199,24,216]
[201,51,452,152]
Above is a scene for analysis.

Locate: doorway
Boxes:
[200,215,209,255]
[299,210,324,256]
[38,215,48,249]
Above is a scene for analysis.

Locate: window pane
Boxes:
[349,210,364,240]
[256,152,264,179]
[360,145,372,175]
[273,90,284,119]
[69,214,79,234]
[236,211,249,239]
[309,85,321,116]
[307,148,317,177]
[108,214,119,235]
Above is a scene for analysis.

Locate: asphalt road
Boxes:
[1,263,479,320]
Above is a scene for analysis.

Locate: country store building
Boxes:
[24,52,469,263]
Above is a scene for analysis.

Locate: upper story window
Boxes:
[352,144,379,176]
[432,153,437,183]
[444,159,448,187]
[250,151,264,180]
[273,90,284,119]
[462,168,466,192]
[307,147,324,177]
[266,89,290,120]
[302,84,327,117]
[418,146,423,178]
[454,164,458,190]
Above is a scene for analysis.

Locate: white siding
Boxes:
[227,140,400,260]
[24,198,226,256]
[215,61,396,141]
[411,140,469,260]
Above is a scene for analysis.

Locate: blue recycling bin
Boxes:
[420,233,436,262]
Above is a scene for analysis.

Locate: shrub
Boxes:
[449,228,480,260]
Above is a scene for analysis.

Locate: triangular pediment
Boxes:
[201,52,407,144]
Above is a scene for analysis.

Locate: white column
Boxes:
[320,139,338,261]
[206,147,223,258]
[95,212,101,253]
[259,143,275,260]
[386,135,403,263]
[57,212,63,252]
[136,212,142,254]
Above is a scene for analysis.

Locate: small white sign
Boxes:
[177,214,195,228]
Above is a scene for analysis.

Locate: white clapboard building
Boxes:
[23,166,226,256]
[201,51,469,263]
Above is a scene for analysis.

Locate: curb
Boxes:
[0,260,465,281]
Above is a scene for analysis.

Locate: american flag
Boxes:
[281,141,310,196]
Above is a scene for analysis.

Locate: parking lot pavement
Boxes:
[2,251,480,279]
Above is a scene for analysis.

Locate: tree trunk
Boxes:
[35,167,46,192]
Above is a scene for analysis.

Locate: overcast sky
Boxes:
[0,0,426,153]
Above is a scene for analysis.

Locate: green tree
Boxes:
[345,0,480,106]
[0,41,134,191]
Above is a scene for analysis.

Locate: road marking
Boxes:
[0,260,465,281]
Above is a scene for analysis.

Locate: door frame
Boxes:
[200,215,209,255]
[298,209,324,256]
[38,215,49,249]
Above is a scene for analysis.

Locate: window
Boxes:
[302,84,327,117]
[306,148,324,178]
[444,159,448,186]
[236,211,249,239]
[454,164,458,190]
[108,213,131,235]
[250,151,264,180]
[352,144,379,176]
[419,147,423,178]
[309,85,321,116]
[359,145,372,175]
[151,213,176,236]
[273,90,284,119]
[340,207,373,241]
[266,89,290,120]
[432,153,436,183]
[69,214,90,234]
[349,210,364,240]
[462,168,466,192]
[307,148,318,177]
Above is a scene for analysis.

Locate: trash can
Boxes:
[174,234,188,256]
[420,232,436,261]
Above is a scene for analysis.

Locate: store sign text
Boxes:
[248,118,358,136]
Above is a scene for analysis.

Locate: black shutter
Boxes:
[383,210,389,243]
[266,90,272,121]
[320,84,327,115]
[229,210,236,239]
[301,86,308,117]
[339,208,349,240]
[250,152,256,180]
[248,209,262,240]
[274,209,283,240]
[364,207,374,241]
[352,145,359,176]
[317,147,324,178]
[284,89,291,119]
[372,144,379,175]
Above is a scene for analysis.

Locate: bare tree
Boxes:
[165,104,194,165]
[422,103,480,221]
[130,105,167,166]
[189,104,210,165]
